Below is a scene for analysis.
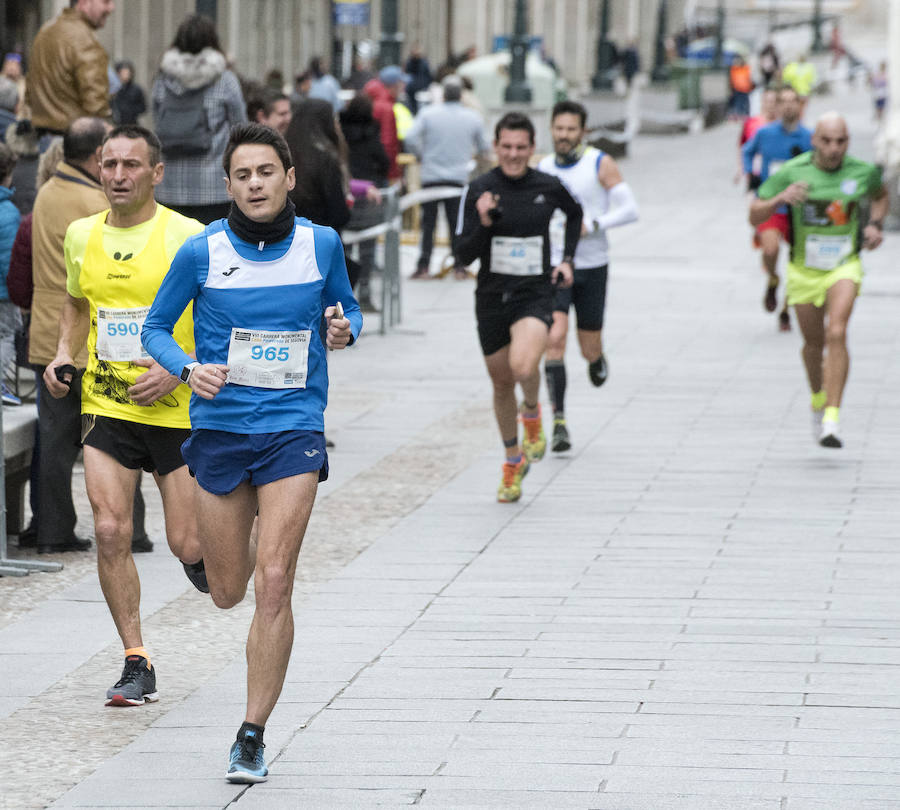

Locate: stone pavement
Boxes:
[2,79,899,809]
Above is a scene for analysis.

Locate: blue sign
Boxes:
[334,1,370,26]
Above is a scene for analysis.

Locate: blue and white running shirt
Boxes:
[142,217,362,434]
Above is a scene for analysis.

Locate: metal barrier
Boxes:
[342,184,465,335]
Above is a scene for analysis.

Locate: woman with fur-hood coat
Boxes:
[151,14,246,224]
[4,120,40,215]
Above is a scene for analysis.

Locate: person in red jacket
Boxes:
[363,65,409,182]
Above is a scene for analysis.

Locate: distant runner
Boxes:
[750,112,887,447]
[456,112,582,502]
[742,86,812,330]
[537,101,638,452]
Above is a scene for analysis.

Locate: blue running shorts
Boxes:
[181,429,329,495]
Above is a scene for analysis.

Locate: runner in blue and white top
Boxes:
[142,123,360,786]
[536,100,638,453]
[142,210,360,434]
[741,85,812,330]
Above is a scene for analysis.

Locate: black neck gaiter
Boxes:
[228,198,296,246]
[555,143,587,168]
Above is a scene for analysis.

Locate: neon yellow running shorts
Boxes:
[786,258,862,308]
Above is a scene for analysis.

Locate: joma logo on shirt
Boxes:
[222,266,240,277]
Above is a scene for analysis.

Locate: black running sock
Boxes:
[238,721,265,742]
[545,360,567,415]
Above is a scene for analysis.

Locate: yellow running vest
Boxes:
[79,207,194,428]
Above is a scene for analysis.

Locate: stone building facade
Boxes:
[0,0,885,99]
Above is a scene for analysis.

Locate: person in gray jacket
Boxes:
[151,15,246,224]
[405,75,490,279]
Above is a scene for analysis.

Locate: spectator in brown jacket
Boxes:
[25,0,115,137]
[28,118,108,551]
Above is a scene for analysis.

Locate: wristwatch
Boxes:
[180,362,199,383]
[562,255,575,265]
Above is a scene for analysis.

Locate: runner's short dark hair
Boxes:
[494,111,535,144]
[103,125,161,166]
[222,122,293,176]
[551,100,587,128]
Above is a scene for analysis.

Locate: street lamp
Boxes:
[811,0,825,53]
[713,0,726,69]
[651,0,670,83]
[196,0,217,21]
[505,0,533,103]
[592,0,615,91]
[379,0,403,67]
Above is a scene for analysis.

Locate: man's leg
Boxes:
[793,302,826,395]
[483,345,519,461]
[195,481,258,609]
[414,198,439,276]
[545,311,569,415]
[131,476,153,552]
[244,471,318,725]
[510,317,550,462]
[508,316,549,406]
[152,464,203,565]
[574,266,610,385]
[83,447,142,648]
[36,372,88,552]
[822,278,858,409]
[759,227,781,310]
[577,329,603,364]
[759,227,791,329]
[546,311,571,452]
[194,479,266,783]
[793,300,827,440]
[443,194,465,276]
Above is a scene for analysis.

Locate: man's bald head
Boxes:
[63,117,111,164]
[63,117,112,181]
[814,111,848,138]
[812,111,849,171]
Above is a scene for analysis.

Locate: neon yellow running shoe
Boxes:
[497,456,530,503]
[520,404,546,461]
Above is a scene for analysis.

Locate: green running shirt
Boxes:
[758,152,883,272]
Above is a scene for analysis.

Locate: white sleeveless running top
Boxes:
[538,146,610,268]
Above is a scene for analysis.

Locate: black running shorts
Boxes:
[81,414,190,476]
[552,264,608,331]
[475,288,554,356]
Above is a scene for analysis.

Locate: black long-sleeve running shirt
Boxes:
[456,167,583,296]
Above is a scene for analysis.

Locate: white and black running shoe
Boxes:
[819,420,842,449]
[588,354,608,387]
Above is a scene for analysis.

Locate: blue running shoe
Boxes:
[106,655,158,707]
[226,728,268,783]
[1,383,21,406]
